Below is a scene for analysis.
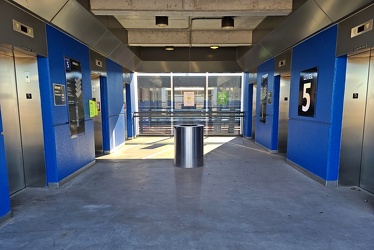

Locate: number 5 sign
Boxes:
[298,67,318,117]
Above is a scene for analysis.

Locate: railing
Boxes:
[133,110,244,135]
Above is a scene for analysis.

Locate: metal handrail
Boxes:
[134,110,243,135]
[133,110,244,118]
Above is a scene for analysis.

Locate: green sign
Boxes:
[217,92,228,105]
[89,99,98,117]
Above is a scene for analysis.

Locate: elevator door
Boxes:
[360,51,374,192]
[340,49,374,193]
[0,46,46,194]
[91,74,103,154]
[278,75,290,154]
[251,84,256,139]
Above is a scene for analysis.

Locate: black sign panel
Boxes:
[260,74,268,123]
[65,57,85,137]
[298,67,318,117]
[53,84,66,106]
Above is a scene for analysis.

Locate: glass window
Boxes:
[173,75,206,110]
[208,75,241,111]
[137,75,171,111]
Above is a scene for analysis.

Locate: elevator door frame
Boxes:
[0,46,46,194]
[251,83,257,139]
[277,74,290,154]
[339,48,374,193]
[91,74,103,155]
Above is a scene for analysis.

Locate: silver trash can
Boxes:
[174,125,204,168]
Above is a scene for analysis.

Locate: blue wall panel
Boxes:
[287,120,330,178]
[102,59,125,152]
[273,75,280,149]
[126,83,134,138]
[38,56,58,183]
[106,59,125,116]
[0,136,10,218]
[109,115,125,149]
[327,56,347,180]
[100,76,110,152]
[255,58,278,150]
[242,73,252,137]
[288,25,345,181]
[55,122,94,179]
[42,25,95,182]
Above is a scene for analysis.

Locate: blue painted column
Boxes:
[99,59,126,154]
[242,73,253,137]
[40,25,95,185]
[287,25,346,183]
[255,58,278,151]
[126,83,134,138]
[100,76,110,153]
[0,110,11,220]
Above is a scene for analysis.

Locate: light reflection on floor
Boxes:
[96,136,236,160]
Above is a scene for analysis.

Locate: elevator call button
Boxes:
[26,93,32,99]
[353,93,359,99]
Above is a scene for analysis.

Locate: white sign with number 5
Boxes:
[302,82,311,112]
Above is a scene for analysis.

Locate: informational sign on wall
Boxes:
[183,92,195,107]
[298,67,318,117]
[89,99,98,118]
[53,83,66,106]
[217,92,228,105]
[65,57,85,137]
[260,74,268,123]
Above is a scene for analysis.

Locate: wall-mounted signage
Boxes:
[89,99,98,118]
[65,57,85,137]
[260,74,268,123]
[298,67,318,117]
[53,84,66,106]
[183,92,195,107]
[217,92,228,105]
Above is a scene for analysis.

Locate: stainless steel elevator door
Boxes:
[14,51,46,188]
[360,51,374,193]
[0,47,26,193]
[278,75,290,154]
[91,75,103,154]
[339,51,370,186]
[0,46,46,194]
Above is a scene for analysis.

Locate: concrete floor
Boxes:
[0,137,373,249]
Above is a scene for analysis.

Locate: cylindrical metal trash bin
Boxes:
[174,124,204,168]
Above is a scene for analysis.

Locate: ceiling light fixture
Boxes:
[165,46,174,51]
[210,45,219,49]
[156,16,168,27]
[221,17,234,29]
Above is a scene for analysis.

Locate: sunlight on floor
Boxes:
[96,136,237,160]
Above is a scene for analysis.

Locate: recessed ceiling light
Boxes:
[210,45,219,49]
[165,46,174,51]
[221,17,234,29]
[156,16,168,27]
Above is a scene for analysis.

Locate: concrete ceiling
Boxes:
[90,0,293,48]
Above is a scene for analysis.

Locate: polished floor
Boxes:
[0,136,373,249]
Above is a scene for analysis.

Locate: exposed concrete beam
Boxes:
[91,0,293,16]
[127,30,190,46]
[127,30,252,47]
[191,31,252,46]
[116,16,264,30]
